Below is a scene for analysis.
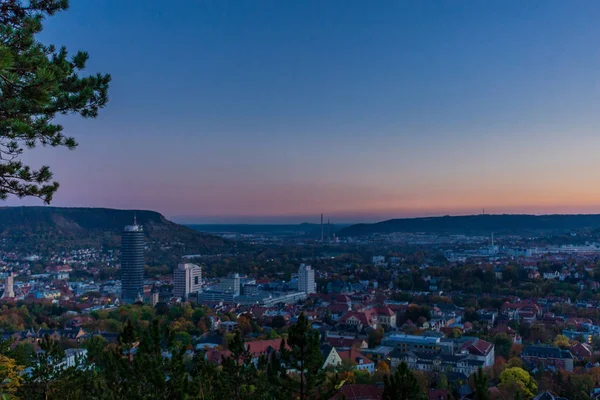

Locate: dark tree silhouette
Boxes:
[0,0,110,202]
[473,367,490,400]
[269,313,329,400]
[382,361,426,400]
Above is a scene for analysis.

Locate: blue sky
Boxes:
[9,1,600,223]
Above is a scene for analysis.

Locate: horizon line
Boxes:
[5,205,600,224]
[171,211,600,225]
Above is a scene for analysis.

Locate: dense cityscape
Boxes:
[0,212,599,399]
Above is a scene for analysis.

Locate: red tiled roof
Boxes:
[501,301,540,312]
[386,304,407,313]
[519,311,536,319]
[335,294,351,303]
[204,348,231,364]
[570,343,592,358]
[377,306,395,317]
[330,303,351,313]
[428,389,450,400]
[244,339,287,357]
[542,316,564,324]
[491,324,515,334]
[340,311,371,325]
[332,384,383,400]
[336,348,374,366]
[327,337,366,348]
[565,317,592,326]
[51,265,73,272]
[461,339,493,356]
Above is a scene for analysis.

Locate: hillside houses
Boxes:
[338,306,397,329]
[501,301,542,323]
[389,350,485,378]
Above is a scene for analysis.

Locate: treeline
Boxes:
[1,309,593,399]
[393,261,600,302]
[0,314,436,400]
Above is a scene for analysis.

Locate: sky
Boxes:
[8,0,600,223]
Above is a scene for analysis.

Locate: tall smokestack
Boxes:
[320,214,324,242]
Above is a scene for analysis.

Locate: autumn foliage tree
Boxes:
[552,334,571,349]
[376,361,391,376]
[0,354,23,397]
[498,367,537,399]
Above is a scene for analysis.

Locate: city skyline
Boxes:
[6,1,600,222]
[4,2,600,396]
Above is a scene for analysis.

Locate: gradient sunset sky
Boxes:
[9,1,600,223]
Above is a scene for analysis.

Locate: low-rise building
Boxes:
[220,321,238,333]
[521,345,574,372]
[390,350,484,378]
[459,338,495,367]
[321,345,343,369]
[382,334,453,354]
[570,343,592,360]
[562,329,593,344]
[336,347,376,374]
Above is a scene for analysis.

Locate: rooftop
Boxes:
[384,334,441,345]
[522,345,573,359]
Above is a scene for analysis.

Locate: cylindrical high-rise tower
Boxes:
[121,220,145,303]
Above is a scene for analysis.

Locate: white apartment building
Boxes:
[298,264,316,294]
[174,263,202,300]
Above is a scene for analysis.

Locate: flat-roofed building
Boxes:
[382,334,453,354]
[173,263,202,300]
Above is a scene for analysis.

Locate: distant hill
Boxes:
[188,223,349,237]
[338,214,600,237]
[0,207,228,253]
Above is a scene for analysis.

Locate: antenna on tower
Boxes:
[134,212,137,226]
[320,214,324,242]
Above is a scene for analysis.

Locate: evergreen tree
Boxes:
[118,319,137,358]
[96,340,135,399]
[269,313,330,400]
[0,0,110,202]
[220,330,266,400]
[10,314,340,399]
[83,334,108,364]
[20,335,66,399]
[190,355,227,400]
[132,319,172,399]
[382,362,426,400]
[473,367,490,400]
